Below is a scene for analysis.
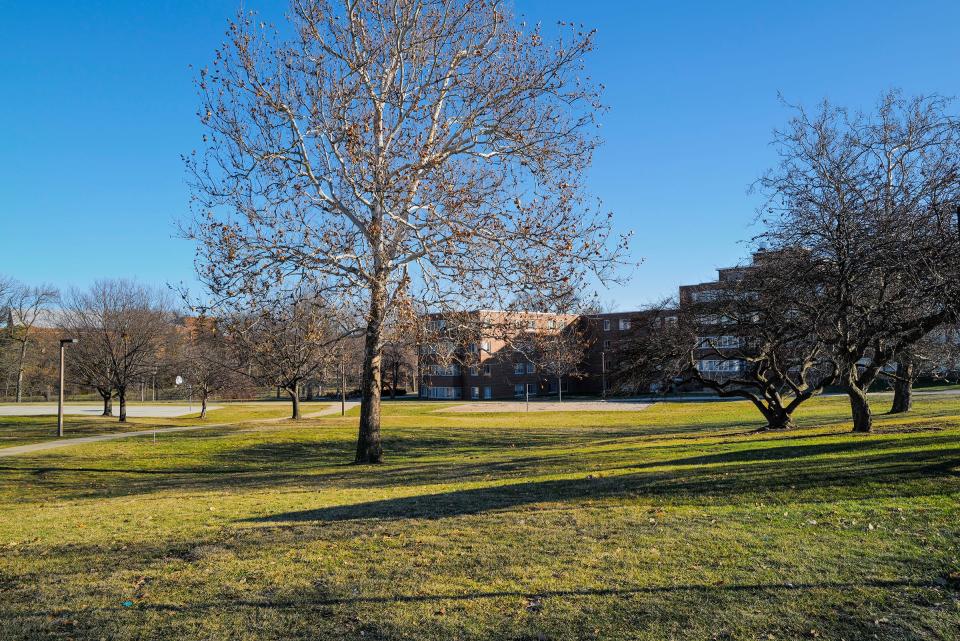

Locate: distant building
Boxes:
[417,308,667,400]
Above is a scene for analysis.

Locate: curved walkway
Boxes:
[0,402,359,458]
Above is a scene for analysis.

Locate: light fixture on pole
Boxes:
[57,338,77,438]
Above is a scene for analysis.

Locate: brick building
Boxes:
[678,249,784,380]
[418,308,666,400]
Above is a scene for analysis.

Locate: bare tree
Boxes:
[886,324,960,414]
[186,0,627,462]
[759,91,960,432]
[522,318,590,402]
[381,333,415,399]
[61,281,174,422]
[680,252,836,429]
[4,283,59,402]
[175,317,240,418]
[61,325,116,416]
[222,295,343,420]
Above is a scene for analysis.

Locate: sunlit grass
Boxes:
[0,395,957,640]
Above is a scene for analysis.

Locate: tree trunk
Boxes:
[118,386,128,423]
[889,359,914,414]
[391,362,398,399]
[289,385,301,420]
[99,388,113,416]
[760,404,795,430]
[557,376,563,402]
[356,279,387,464]
[847,384,872,433]
[200,393,208,419]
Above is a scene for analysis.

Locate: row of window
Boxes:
[430,363,540,377]
[602,318,632,331]
[422,386,462,399]
[697,359,746,373]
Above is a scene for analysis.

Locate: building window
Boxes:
[697,359,743,373]
[603,340,611,349]
[425,386,462,399]
[514,362,525,375]
[527,320,536,330]
[480,340,491,352]
[430,363,461,376]
[691,290,721,303]
[619,319,631,331]
[483,386,492,399]
[547,320,556,329]
[514,383,526,397]
[471,386,480,400]
[603,319,611,331]
[526,362,535,374]
[483,364,491,376]
[469,366,479,376]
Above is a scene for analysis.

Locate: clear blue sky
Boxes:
[3,1,959,308]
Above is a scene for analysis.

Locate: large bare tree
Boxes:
[759,91,960,432]
[186,0,626,462]
[61,281,174,422]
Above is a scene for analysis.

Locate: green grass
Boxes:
[0,402,330,449]
[0,397,958,640]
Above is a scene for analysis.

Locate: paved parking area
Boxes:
[0,404,218,418]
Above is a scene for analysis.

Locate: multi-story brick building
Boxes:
[678,249,787,380]
[417,308,668,400]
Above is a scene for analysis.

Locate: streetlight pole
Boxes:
[601,351,607,401]
[57,338,77,438]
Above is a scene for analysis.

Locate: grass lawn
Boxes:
[0,396,957,640]
[0,402,330,449]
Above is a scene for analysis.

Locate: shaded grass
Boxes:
[0,396,957,640]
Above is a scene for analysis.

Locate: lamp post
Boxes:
[57,338,77,437]
[601,351,607,401]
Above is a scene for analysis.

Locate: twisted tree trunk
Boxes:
[847,384,872,433]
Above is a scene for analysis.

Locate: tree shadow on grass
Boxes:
[2,427,958,508]
[245,442,960,524]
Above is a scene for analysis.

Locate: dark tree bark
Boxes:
[200,393,208,419]
[756,403,796,430]
[117,385,128,423]
[356,282,386,464]
[847,384,872,433]
[890,359,914,414]
[98,387,113,417]
[288,384,301,420]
